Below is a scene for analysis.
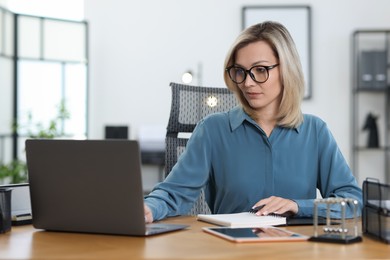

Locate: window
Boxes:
[0,1,87,183]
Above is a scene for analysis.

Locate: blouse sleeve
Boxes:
[144,119,212,221]
[294,122,363,219]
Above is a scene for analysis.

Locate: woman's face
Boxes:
[234,41,282,113]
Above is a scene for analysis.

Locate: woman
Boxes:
[144,21,362,223]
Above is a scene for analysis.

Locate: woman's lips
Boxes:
[246,92,263,98]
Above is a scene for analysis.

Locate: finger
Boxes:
[265,200,297,216]
[252,196,278,210]
[256,197,291,215]
[144,204,154,223]
[254,197,278,215]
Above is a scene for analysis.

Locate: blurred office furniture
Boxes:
[351,30,390,184]
[0,183,31,225]
[103,125,165,184]
[138,125,165,182]
[165,82,239,215]
[104,126,129,139]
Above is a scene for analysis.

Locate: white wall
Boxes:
[85,0,390,185]
[0,0,9,6]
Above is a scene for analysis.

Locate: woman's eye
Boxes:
[254,67,266,73]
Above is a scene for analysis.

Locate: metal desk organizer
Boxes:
[309,198,362,244]
[362,178,390,244]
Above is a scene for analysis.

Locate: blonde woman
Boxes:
[144,21,362,223]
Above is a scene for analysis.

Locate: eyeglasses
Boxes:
[226,64,279,84]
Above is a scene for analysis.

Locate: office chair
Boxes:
[165,82,239,215]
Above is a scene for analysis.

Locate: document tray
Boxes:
[362,178,390,243]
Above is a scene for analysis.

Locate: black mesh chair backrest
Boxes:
[165,82,239,215]
[166,82,239,136]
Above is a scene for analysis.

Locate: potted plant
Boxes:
[0,101,70,184]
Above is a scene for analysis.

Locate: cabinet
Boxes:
[351,30,390,184]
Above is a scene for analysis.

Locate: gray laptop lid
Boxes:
[25,139,187,236]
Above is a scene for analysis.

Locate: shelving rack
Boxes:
[351,30,390,184]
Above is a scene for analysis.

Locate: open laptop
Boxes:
[25,139,188,236]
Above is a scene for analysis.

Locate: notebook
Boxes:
[198,212,335,228]
[25,139,188,236]
[198,212,286,228]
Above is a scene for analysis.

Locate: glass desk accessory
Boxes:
[309,198,362,244]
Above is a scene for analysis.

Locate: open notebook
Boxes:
[198,212,286,228]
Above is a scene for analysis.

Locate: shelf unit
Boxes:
[351,30,390,185]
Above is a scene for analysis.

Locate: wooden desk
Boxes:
[0,216,389,259]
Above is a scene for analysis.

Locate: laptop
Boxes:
[25,139,188,236]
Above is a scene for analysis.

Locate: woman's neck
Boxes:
[252,108,278,137]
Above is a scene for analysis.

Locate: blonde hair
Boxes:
[224,21,304,128]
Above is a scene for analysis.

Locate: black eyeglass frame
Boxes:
[226,64,279,84]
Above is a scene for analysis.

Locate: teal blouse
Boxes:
[145,106,362,221]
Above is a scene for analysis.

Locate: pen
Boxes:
[249,204,265,213]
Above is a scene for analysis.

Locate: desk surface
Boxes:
[0,216,389,259]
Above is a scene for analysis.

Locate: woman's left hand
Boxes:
[252,196,298,216]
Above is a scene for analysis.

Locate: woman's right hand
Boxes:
[252,196,298,216]
[144,204,154,223]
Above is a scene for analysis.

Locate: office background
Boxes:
[84,0,390,186]
[1,0,390,189]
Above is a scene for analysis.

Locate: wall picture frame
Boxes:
[242,6,312,99]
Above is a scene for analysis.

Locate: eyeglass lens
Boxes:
[229,66,270,84]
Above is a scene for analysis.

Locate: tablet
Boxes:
[203,226,308,243]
